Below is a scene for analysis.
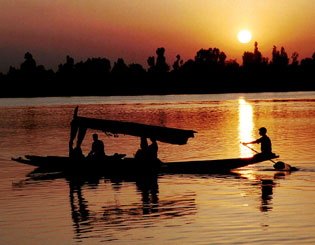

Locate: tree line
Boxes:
[0,42,314,97]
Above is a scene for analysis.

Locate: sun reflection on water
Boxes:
[236,169,259,181]
[238,98,255,157]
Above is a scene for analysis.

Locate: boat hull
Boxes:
[12,154,279,175]
[163,155,278,173]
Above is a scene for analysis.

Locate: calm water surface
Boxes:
[0,92,315,244]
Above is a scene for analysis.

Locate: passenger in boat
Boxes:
[88,133,106,160]
[243,127,273,157]
[135,137,158,161]
[148,138,158,160]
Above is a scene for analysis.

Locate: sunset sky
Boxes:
[1,0,314,72]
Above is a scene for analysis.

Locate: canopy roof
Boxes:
[71,106,196,145]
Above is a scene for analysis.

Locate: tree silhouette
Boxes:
[112,58,128,73]
[291,52,299,66]
[147,48,170,73]
[272,46,289,67]
[194,48,226,72]
[128,63,146,74]
[172,54,182,72]
[58,56,75,74]
[180,59,196,73]
[242,42,267,68]
[1,45,314,97]
[155,47,170,73]
[242,51,255,67]
[254,42,262,64]
[147,56,155,73]
[20,52,37,73]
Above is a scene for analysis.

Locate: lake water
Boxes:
[0,91,315,244]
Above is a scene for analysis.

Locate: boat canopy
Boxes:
[69,107,196,151]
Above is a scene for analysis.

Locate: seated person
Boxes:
[135,137,158,161]
[88,133,106,160]
[148,138,158,160]
[243,127,274,157]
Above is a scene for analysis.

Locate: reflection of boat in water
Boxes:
[14,165,197,240]
[14,157,293,241]
[12,106,279,175]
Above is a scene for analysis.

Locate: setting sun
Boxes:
[238,30,252,44]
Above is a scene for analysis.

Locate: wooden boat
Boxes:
[12,154,279,174]
[12,106,279,175]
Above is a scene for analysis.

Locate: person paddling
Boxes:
[242,127,273,157]
[243,127,298,171]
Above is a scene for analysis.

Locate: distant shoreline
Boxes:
[1,91,314,108]
[0,88,315,99]
[1,46,314,98]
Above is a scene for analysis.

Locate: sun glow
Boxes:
[238,98,254,157]
[238,30,252,43]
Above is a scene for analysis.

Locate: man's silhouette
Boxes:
[88,134,105,160]
[243,127,272,156]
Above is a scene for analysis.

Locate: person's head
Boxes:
[150,137,156,143]
[259,127,267,136]
[93,133,98,141]
[274,161,285,170]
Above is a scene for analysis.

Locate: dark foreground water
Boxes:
[0,92,315,244]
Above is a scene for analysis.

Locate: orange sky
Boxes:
[0,0,314,72]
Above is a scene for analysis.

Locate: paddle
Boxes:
[240,142,277,164]
[240,142,295,171]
